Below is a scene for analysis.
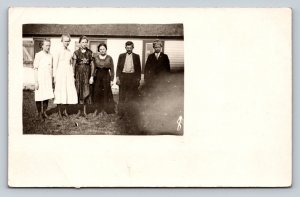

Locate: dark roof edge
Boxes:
[22,34,184,40]
[22,23,184,38]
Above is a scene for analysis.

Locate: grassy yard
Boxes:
[23,72,184,135]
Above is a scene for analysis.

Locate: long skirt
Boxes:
[75,63,91,104]
[93,68,115,114]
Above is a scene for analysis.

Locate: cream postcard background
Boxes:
[8,8,292,187]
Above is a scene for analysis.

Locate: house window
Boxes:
[89,40,107,53]
[23,40,34,68]
[142,40,165,73]
[33,38,49,57]
[75,39,107,53]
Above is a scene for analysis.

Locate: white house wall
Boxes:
[23,37,78,88]
[23,38,183,89]
[107,39,143,82]
[164,40,184,69]
[23,37,143,89]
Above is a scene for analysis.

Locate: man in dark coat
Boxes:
[144,39,171,95]
[116,41,141,116]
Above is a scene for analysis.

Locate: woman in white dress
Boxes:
[53,34,78,118]
[33,39,54,120]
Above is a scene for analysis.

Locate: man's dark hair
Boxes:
[125,41,134,48]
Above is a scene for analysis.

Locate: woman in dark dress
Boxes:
[72,35,95,117]
[92,43,115,115]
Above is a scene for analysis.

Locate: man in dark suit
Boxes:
[144,39,171,95]
[116,41,141,116]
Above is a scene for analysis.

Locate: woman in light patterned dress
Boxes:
[72,35,94,117]
[53,34,78,118]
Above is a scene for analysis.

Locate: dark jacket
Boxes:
[144,52,170,84]
[116,53,141,81]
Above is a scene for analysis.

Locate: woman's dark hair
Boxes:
[97,43,107,52]
[79,35,88,43]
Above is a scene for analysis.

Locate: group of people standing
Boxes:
[33,34,170,121]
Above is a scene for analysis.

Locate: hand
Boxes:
[139,79,145,86]
[89,77,94,84]
[137,79,142,87]
[35,82,39,90]
[116,78,120,86]
[110,81,114,86]
[52,77,55,89]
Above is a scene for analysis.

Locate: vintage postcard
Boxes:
[8,8,291,187]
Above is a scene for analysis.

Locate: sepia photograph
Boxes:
[9,8,291,187]
[22,23,184,135]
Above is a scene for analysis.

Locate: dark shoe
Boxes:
[36,113,43,121]
[62,110,69,118]
[93,110,98,117]
[58,111,63,119]
[76,110,81,117]
[118,113,124,120]
[43,112,49,119]
[82,112,87,118]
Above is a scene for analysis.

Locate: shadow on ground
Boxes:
[23,72,184,135]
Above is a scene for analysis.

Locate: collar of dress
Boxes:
[99,54,107,59]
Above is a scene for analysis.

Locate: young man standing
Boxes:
[116,41,141,117]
